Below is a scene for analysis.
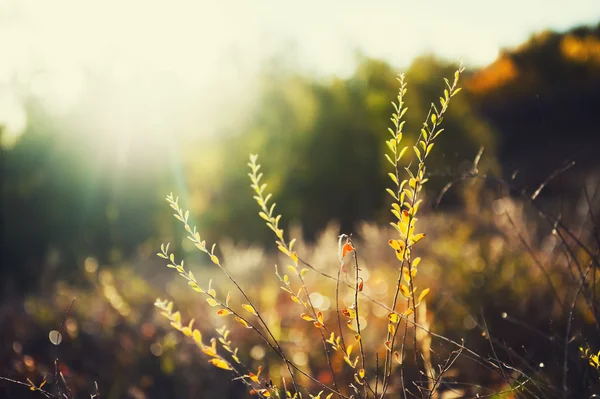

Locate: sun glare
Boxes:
[1,0,598,149]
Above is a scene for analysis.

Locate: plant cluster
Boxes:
[152,66,501,399]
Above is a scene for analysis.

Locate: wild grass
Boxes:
[149,65,599,398]
[3,66,599,399]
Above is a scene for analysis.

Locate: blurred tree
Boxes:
[1,99,169,294]
[186,56,499,242]
[467,22,600,191]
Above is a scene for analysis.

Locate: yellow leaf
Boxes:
[389,239,406,260]
[209,358,232,370]
[290,251,299,265]
[171,311,181,324]
[426,143,434,157]
[342,308,356,319]
[317,311,324,324]
[344,355,355,368]
[287,265,297,274]
[359,368,365,378]
[235,317,252,328]
[399,284,411,299]
[301,313,314,322]
[188,281,204,293]
[181,326,192,337]
[386,188,399,200]
[242,304,258,316]
[409,233,426,246]
[170,321,182,331]
[388,323,396,335]
[217,309,232,316]
[193,329,203,346]
[202,341,217,357]
[418,288,430,303]
[210,254,220,265]
[259,212,270,221]
[388,239,403,251]
[388,313,400,324]
[347,319,358,332]
[413,146,422,161]
[206,298,219,307]
[354,373,363,385]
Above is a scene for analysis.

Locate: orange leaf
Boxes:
[394,351,403,364]
[342,242,355,258]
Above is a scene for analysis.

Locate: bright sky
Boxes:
[0,0,599,141]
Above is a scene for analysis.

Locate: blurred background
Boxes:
[1,1,600,398]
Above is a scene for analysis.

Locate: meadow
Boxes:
[1,23,600,399]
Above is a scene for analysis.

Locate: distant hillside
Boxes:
[465,23,600,195]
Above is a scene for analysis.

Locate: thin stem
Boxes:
[351,244,368,398]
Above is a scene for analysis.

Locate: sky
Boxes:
[0,0,599,141]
